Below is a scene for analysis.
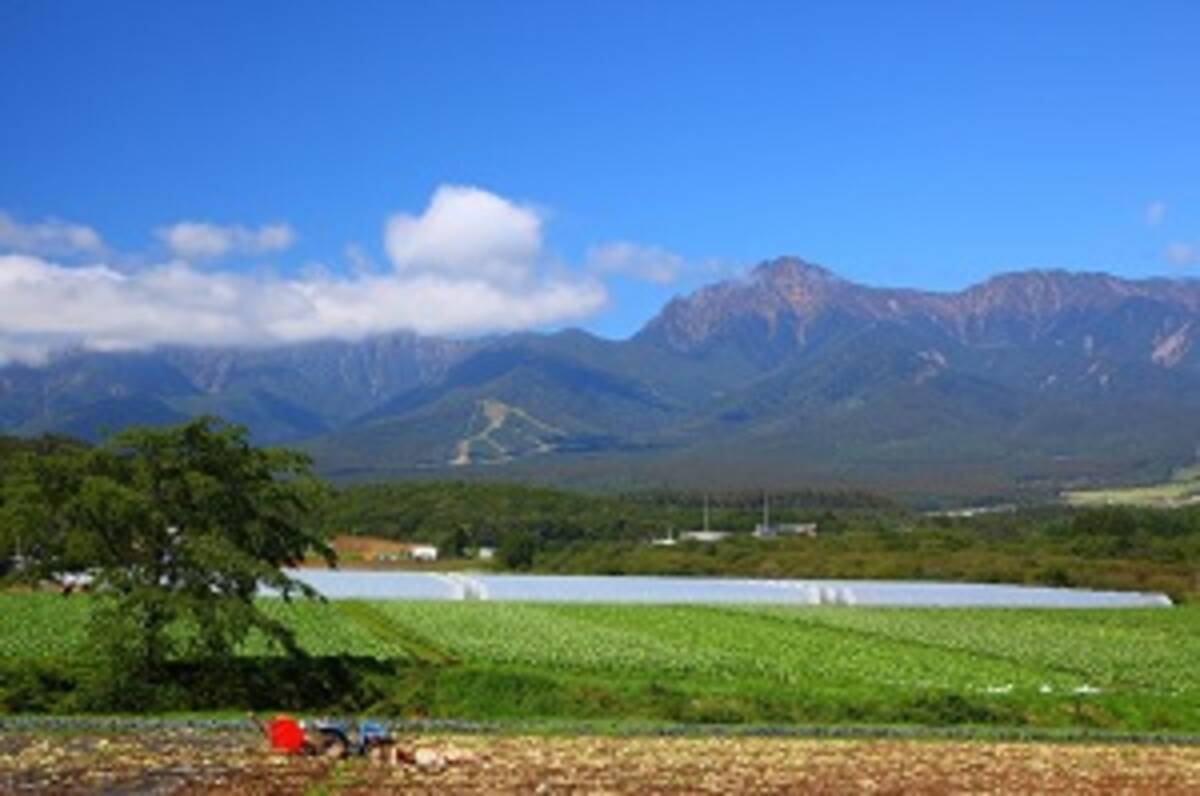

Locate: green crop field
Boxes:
[2,594,1198,732]
[1063,465,1200,507]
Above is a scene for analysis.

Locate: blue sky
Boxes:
[1,0,1198,352]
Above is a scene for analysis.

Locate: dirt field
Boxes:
[3,729,1200,794]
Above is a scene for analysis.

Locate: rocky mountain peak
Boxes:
[636,257,852,353]
[751,257,840,286]
[639,259,1200,355]
[961,270,1129,316]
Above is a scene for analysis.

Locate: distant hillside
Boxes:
[0,333,473,444]
[5,258,1200,498]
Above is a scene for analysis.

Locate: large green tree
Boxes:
[0,417,333,679]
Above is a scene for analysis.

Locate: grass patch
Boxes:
[1064,465,1200,507]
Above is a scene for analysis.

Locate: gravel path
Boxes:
[3,730,1200,794]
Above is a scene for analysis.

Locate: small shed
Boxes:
[409,544,439,562]
[679,530,731,543]
[754,522,818,539]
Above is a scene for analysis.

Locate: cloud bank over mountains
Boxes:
[0,185,1188,366]
[0,185,690,364]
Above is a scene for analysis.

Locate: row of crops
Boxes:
[369,602,1076,691]
[367,602,1200,696]
[740,605,1200,694]
[2,594,1196,698]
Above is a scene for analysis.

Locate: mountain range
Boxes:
[5,258,1200,499]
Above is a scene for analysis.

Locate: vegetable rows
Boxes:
[2,595,1196,699]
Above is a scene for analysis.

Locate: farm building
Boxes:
[675,497,731,542]
[753,522,818,538]
[678,530,732,543]
[650,530,678,547]
[408,544,439,562]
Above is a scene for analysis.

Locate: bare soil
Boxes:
[2,730,1199,794]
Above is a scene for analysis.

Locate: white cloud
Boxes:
[0,186,622,364]
[384,185,541,282]
[587,242,686,285]
[156,221,295,260]
[1166,242,1198,267]
[0,212,105,257]
[0,253,606,365]
[1146,200,1168,227]
[278,272,605,341]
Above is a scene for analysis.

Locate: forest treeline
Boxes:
[316,481,894,546]
[319,480,1199,599]
[4,431,1198,601]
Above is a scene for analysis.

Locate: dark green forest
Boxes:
[316,480,892,546]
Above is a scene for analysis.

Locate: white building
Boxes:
[408,544,439,561]
[679,530,731,543]
[754,522,818,539]
[675,496,731,543]
[649,528,678,546]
